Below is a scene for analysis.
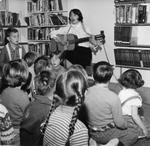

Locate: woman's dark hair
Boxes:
[93,61,113,83]
[69,9,83,22]
[118,69,144,89]
[34,70,56,95]
[4,27,18,45]
[42,70,88,145]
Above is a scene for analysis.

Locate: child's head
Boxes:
[5,27,19,45]
[55,70,88,105]
[34,55,50,75]
[50,53,61,68]
[2,59,29,88]
[93,61,113,83]
[68,64,88,81]
[23,52,38,67]
[34,70,56,96]
[118,69,144,89]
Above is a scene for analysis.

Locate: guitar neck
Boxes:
[73,35,102,44]
[76,37,90,44]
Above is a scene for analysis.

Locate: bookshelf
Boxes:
[27,0,68,56]
[0,10,28,50]
[114,0,150,69]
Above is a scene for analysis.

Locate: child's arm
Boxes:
[131,105,148,136]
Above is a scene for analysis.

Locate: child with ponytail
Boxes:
[43,69,89,146]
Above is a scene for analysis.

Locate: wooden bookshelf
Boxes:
[27,0,68,56]
[114,0,150,69]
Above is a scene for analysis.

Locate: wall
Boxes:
[68,0,150,87]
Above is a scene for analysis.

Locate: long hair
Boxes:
[69,9,83,23]
[43,70,88,144]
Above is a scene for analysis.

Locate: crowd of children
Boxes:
[0,26,149,146]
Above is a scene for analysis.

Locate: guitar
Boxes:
[50,31,105,55]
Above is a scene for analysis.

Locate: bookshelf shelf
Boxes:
[115,0,146,4]
[115,44,150,48]
[28,10,68,14]
[116,65,150,70]
[28,40,50,42]
[115,23,150,26]
[0,25,28,28]
[28,25,66,28]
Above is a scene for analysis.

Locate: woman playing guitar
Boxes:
[50,9,103,69]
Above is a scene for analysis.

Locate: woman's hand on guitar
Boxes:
[89,35,97,46]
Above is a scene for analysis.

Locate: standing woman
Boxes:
[50,9,98,69]
[43,69,89,146]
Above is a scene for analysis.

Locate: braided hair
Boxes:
[40,96,57,135]
[65,86,83,146]
[55,70,88,145]
[42,70,88,145]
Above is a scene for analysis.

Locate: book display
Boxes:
[114,0,150,69]
[27,0,68,56]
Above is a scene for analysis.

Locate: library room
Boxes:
[0,0,150,145]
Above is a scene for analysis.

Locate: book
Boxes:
[114,48,141,67]
[141,50,150,67]
[126,4,132,23]
[138,5,147,23]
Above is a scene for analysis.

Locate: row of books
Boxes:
[28,42,57,56]
[114,48,150,67]
[28,28,52,40]
[29,13,67,26]
[27,0,63,13]
[115,0,144,3]
[115,4,150,24]
[0,11,20,26]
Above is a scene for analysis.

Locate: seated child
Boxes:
[23,52,38,95]
[118,69,148,138]
[20,70,55,146]
[0,59,30,145]
[50,52,66,79]
[84,61,139,146]
[23,51,38,79]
